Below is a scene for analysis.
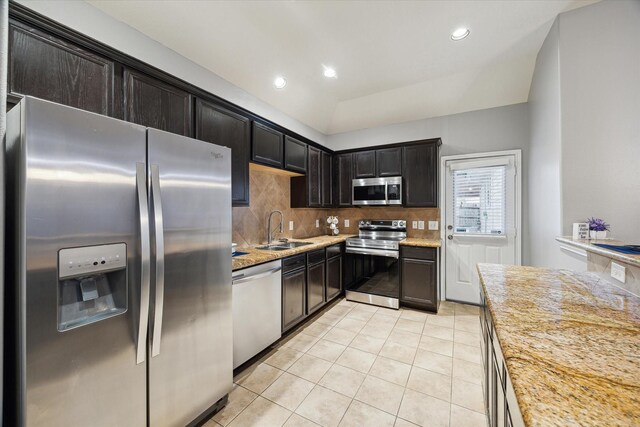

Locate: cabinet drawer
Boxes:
[283,254,306,273]
[401,246,436,261]
[307,249,325,265]
[326,244,342,259]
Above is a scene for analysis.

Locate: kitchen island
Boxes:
[477,263,640,427]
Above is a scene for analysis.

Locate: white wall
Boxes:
[527,20,570,269]
[16,0,328,146]
[559,0,640,242]
[326,103,529,156]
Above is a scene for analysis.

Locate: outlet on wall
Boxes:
[611,262,626,283]
[345,219,350,227]
[412,221,418,229]
[289,221,294,231]
[428,221,439,230]
[315,219,319,228]
[418,221,425,230]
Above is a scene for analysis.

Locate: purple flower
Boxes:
[587,217,610,232]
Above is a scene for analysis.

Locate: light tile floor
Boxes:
[206,299,487,427]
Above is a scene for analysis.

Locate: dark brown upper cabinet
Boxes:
[376,147,402,177]
[321,151,333,207]
[124,68,192,136]
[403,141,439,207]
[252,122,284,168]
[353,151,376,178]
[291,146,321,208]
[8,20,114,116]
[335,153,353,206]
[400,246,438,312]
[284,136,307,173]
[195,99,250,206]
[290,147,333,208]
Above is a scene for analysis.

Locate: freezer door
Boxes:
[6,97,147,426]
[147,129,232,426]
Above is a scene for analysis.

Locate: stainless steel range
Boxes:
[345,220,406,309]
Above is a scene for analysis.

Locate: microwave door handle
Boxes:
[385,182,388,204]
[150,165,165,357]
[136,163,151,365]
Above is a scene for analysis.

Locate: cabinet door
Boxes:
[336,154,353,206]
[353,151,376,178]
[195,99,250,206]
[282,268,306,333]
[403,142,438,207]
[284,136,307,173]
[307,146,322,207]
[326,256,342,301]
[376,147,402,177]
[9,21,114,116]
[321,151,333,207]
[400,257,438,311]
[252,122,283,168]
[307,262,326,314]
[124,68,192,136]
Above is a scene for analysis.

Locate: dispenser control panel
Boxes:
[59,243,127,279]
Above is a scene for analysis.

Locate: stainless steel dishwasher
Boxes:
[232,260,282,369]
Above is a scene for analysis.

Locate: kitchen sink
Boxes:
[256,241,313,251]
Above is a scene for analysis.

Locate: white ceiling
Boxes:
[88,0,596,135]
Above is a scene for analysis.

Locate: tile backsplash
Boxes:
[232,165,441,247]
[232,166,329,247]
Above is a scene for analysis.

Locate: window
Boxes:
[452,165,506,234]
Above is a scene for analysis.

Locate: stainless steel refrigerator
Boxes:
[4,96,233,426]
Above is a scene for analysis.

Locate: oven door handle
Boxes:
[346,247,399,259]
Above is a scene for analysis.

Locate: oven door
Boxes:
[352,178,388,205]
[345,247,400,308]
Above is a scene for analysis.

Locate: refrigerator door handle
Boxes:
[136,162,151,365]
[150,164,165,357]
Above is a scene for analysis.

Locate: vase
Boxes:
[590,230,607,239]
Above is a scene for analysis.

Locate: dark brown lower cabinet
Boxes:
[307,254,326,315]
[282,255,307,333]
[326,254,342,301]
[400,246,438,312]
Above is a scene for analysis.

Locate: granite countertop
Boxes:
[477,263,640,427]
[399,238,441,248]
[232,235,354,271]
[556,236,640,267]
[233,236,442,270]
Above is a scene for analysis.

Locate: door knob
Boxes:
[447,235,453,240]
[447,225,453,230]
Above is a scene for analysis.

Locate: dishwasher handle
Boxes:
[233,266,282,285]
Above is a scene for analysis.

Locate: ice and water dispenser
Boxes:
[57,243,128,331]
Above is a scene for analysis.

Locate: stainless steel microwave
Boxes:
[352,177,402,205]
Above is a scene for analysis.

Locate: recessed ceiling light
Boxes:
[274,76,287,89]
[451,27,470,41]
[323,67,337,78]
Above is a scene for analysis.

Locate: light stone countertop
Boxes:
[556,236,640,267]
[399,238,441,248]
[477,263,640,427]
[232,236,442,271]
[232,235,353,271]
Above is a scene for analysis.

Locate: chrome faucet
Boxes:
[267,210,284,245]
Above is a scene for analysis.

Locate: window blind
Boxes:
[452,165,506,234]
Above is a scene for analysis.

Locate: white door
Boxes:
[444,153,520,304]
